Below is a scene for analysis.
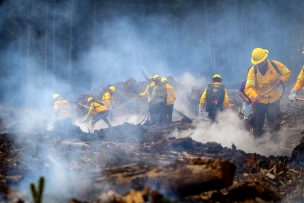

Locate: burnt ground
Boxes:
[0,114,304,203]
[0,79,304,203]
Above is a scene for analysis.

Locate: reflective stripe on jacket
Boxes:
[199,82,229,109]
[164,83,176,105]
[245,60,291,104]
[53,99,71,120]
[294,66,304,91]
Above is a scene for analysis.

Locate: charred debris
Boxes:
[0,78,304,203]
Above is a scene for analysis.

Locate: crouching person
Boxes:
[199,74,229,122]
[83,85,116,132]
[150,75,167,125]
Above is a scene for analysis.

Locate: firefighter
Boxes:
[199,74,229,122]
[288,66,304,101]
[161,77,176,124]
[52,93,72,132]
[139,75,156,125]
[139,76,155,99]
[245,48,291,137]
[150,75,167,125]
[83,85,116,131]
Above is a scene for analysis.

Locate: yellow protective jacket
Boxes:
[139,81,155,103]
[293,66,304,91]
[87,91,112,116]
[199,82,229,108]
[53,99,71,120]
[87,101,108,116]
[164,83,176,105]
[245,60,291,104]
[101,91,112,108]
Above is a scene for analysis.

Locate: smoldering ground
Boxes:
[0,0,304,202]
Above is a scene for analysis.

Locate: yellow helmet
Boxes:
[152,74,161,80]
[251,48,269,65]
[52,93,60,100]
[87,97,94,102]
[109,85,116,92]
[212,74,222,80]
[161,77,168,83]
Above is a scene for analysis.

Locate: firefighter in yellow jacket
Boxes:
[245,48,291,137]
[139,75,157,125]
[83,85,116,131]
[199,74,229,121]
[289,66,304,101]
[52,93,72,132]
[161,77,176,124]
[139,76,155,101]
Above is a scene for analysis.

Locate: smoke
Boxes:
[172,109,292,156]
[0,0,303,201]
[174,72,207,118]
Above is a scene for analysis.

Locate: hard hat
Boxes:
[87,97,94,102]
[251,48,269,65]
[52,93,60,100]
[212,74,222,80]
[152,74,161,80]
[109,85,116,92]
[161,77,168,83]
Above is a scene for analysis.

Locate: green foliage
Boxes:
[30,176,45,203]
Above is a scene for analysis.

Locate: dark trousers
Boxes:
[164,104,174,124]
[150,102,166,125]
[207,109,218,122]
[252,101,281,137]
[91,110,111,128]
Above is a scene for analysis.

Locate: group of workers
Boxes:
[52,47,304,138]
[52,85,116,133]
[139,75,176,125]
[52,75,177,133]
[199,47,303,138]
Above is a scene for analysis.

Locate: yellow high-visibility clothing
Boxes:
[101,91,112,108]
[53,99,71,120]
[245,60,291,104]
[164,83,176,105]
[199,82,229,109]
[87,101,108,116]
[139,81,155,103]
[293,66,304,91]
[87,91,113,117]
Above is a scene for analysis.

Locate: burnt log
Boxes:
[147,158,236,198]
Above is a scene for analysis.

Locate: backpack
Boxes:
[206,84,225,112]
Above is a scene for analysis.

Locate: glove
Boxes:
[251,96,260,104]
[288,88,297,101]
[198,104,203,112]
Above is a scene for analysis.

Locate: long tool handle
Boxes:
[296,97,304,102]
